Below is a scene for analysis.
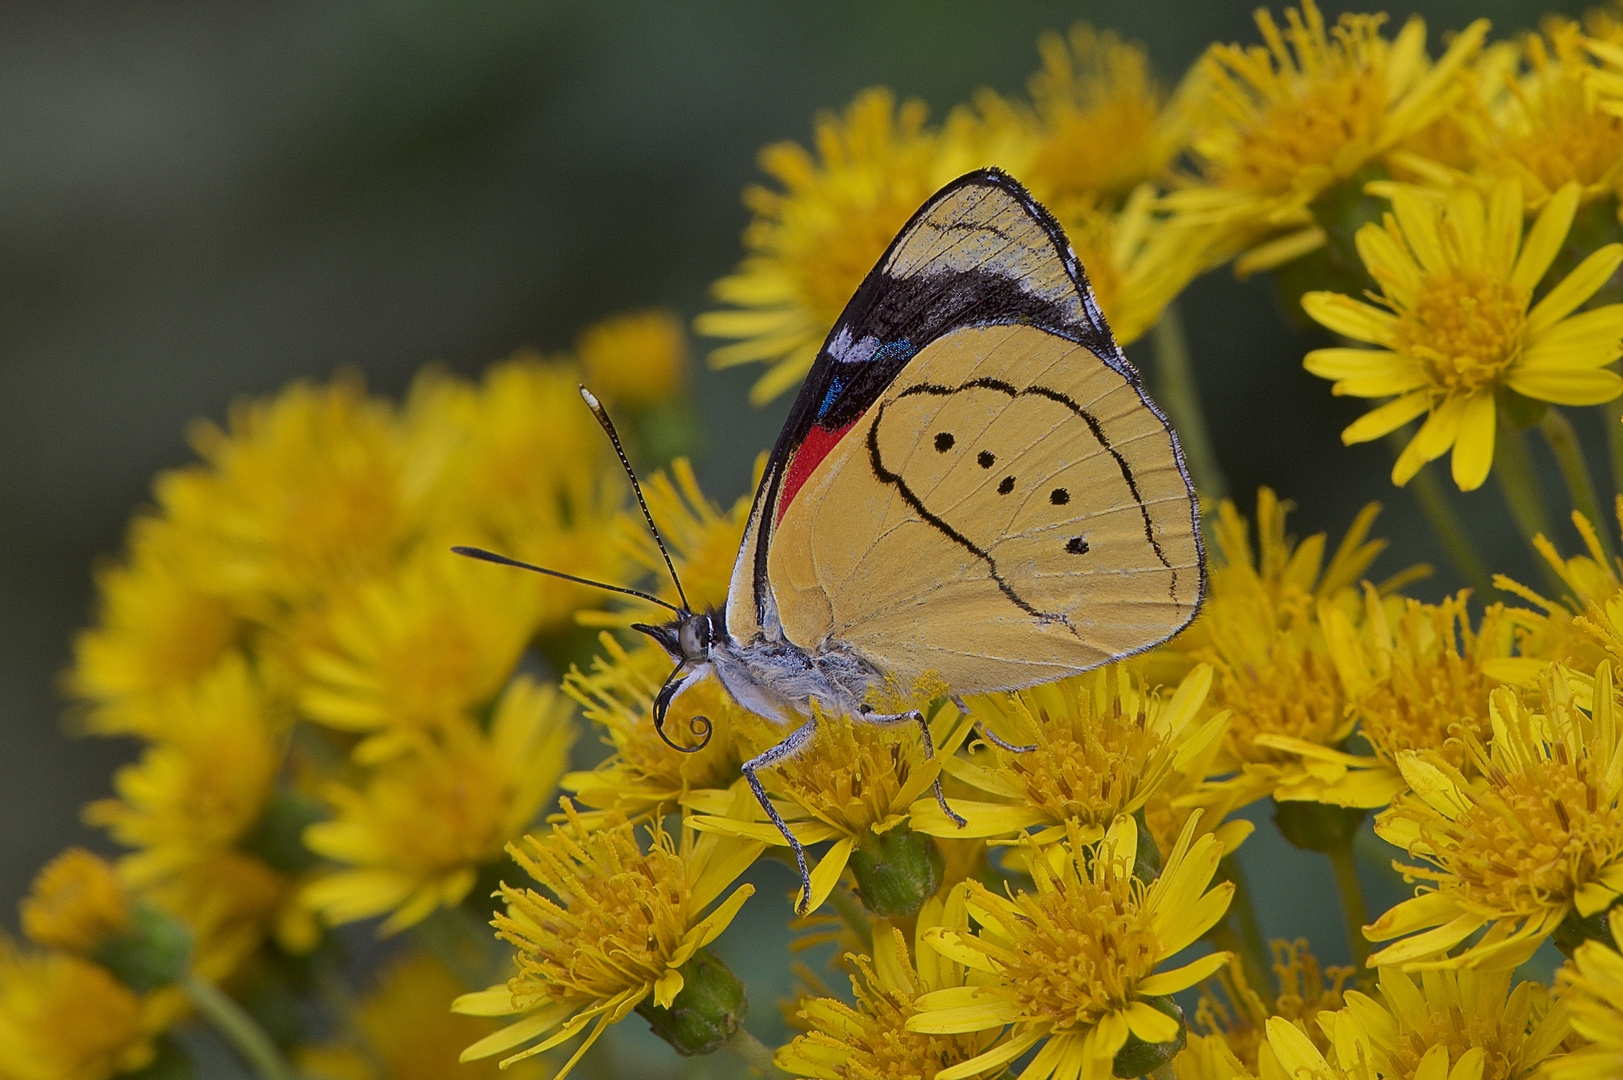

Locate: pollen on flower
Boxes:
[1347,590,1511,772]
[498,808,693,1008]
[769,708,935,839]
[1389,270,1528,394]
[1194,939,1349,1067]
[1370,663,1623,968]
[19,850,132,956]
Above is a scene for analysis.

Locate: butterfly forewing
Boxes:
[725,168,1204,692]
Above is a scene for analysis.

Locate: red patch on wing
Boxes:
[776,414,862,524]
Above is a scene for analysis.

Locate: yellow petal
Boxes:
[1136,950,1232,996]
[933,1031,1043,1080]
[1450,392,1496,491]
[1522,305,1623,368]
[1303,347,1415,380]
[1365,912,1485,966]
[677,883,755,959]
[452,985,522,1017]
[459,1000,579,1062]
[653,968,684,1009]
[1391,398,1461,486]
[1391,187,1447,275]
[1365,889,1462,941]
[1343,390,1430,444]
[1505,367,1623,406]
[1513,182,1582,294]
[1265,1016,1332,1072]
[1301,292,1397,344]
[1123,1001,1181,1044]
[1527,244,1623,338]
[800,836,854,914]
[906,986,1023,1034]
[909,799,1047,837]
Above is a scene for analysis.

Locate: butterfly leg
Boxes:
[951,694,1037,754]
[741,718,819,915]
[856,706,967,829]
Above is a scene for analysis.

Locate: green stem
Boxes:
[1494,425,1568,598]
[1212,854,1271,998]
[1541,407,1615,562]
[1604,396,1623,504]
[727,1028,787,1077]
[1325,843,1370,972]
[183,974,297,1080]
[827,883,874,953]
[1151,302,1228,503]
[1383,430,1492,594]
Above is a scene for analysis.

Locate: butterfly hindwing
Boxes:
[768,323,1201,692]
[725,168,1203,688]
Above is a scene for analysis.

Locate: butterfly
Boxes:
[458,168,1206,913]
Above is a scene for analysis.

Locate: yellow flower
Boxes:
[156,374,414,611]
[297,952,548,1080]
[1259,965,1570,1080]
[1302,177,1623,491]
[19,850,131,956]
[1169,490,1401,808]
[561,633,777,821]
[453,801,762,1075]
[696,88,965,404]
[775,891,998,1080]
[1492,505,1623,674]
[1550,908,1623,1080]
[302,677,575,934]
[906,815,1234,1080]
[0,941,170,1080]
[910,663,1230,847]
[693,700,970,914]
[1165,0,1487,275]
[575,308,687,409]
[1050,186,1221,347]
[69,518,240,738]
[82,657,296,976]
[1174,1037,1258,1080]
[299,548,544,761]
[1477,19,1623,213]
[1368,663,1623,970]
[1267,587,1520,809]
[1192,939,1352,1069]
[1006,23,1186,212]
[406,353,625,621]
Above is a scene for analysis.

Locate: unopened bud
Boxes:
[849,824,944,918]
[1111,995,1186,1079]
[635,948,747,1057]
[1273,799,1366,854]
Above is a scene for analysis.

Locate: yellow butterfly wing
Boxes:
[767,321,1202,693]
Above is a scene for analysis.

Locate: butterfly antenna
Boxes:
[451,546,682,613]
[579,385,692,613]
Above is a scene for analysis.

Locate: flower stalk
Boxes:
[1391,447,1493,594]
[1495,425,1568,597]
[1542,406,1617,564]
[1151,302,1227,503]
[1325,842,1371,972]
[184,973,297,1080]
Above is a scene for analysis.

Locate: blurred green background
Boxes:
[0,0,1594,1050]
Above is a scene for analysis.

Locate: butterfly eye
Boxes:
[934,432,954,452]
[977,450,995,468]
[1065,536,1090,555]
[997,476,1015,495]
[1050,488,1070,506]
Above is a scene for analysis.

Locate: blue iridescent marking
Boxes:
[815,338,914,421]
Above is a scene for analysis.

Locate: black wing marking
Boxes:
[739,168,1204,631]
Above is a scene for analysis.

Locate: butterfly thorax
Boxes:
[635,610,879,726]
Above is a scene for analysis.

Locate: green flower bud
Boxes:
[244,785,327,875]
[635,948,748,1057]
[849,824,944,918]
[1131,808,1161,887]
[1554,899,1620,959]
[95,903,192,992]
[1111,996,1186,1078]
[1273,799,1366,854]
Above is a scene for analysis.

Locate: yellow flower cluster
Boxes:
[27,4,1623,1080]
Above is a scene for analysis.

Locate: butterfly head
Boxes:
[633,609,721,666]
[632,611,723,755]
